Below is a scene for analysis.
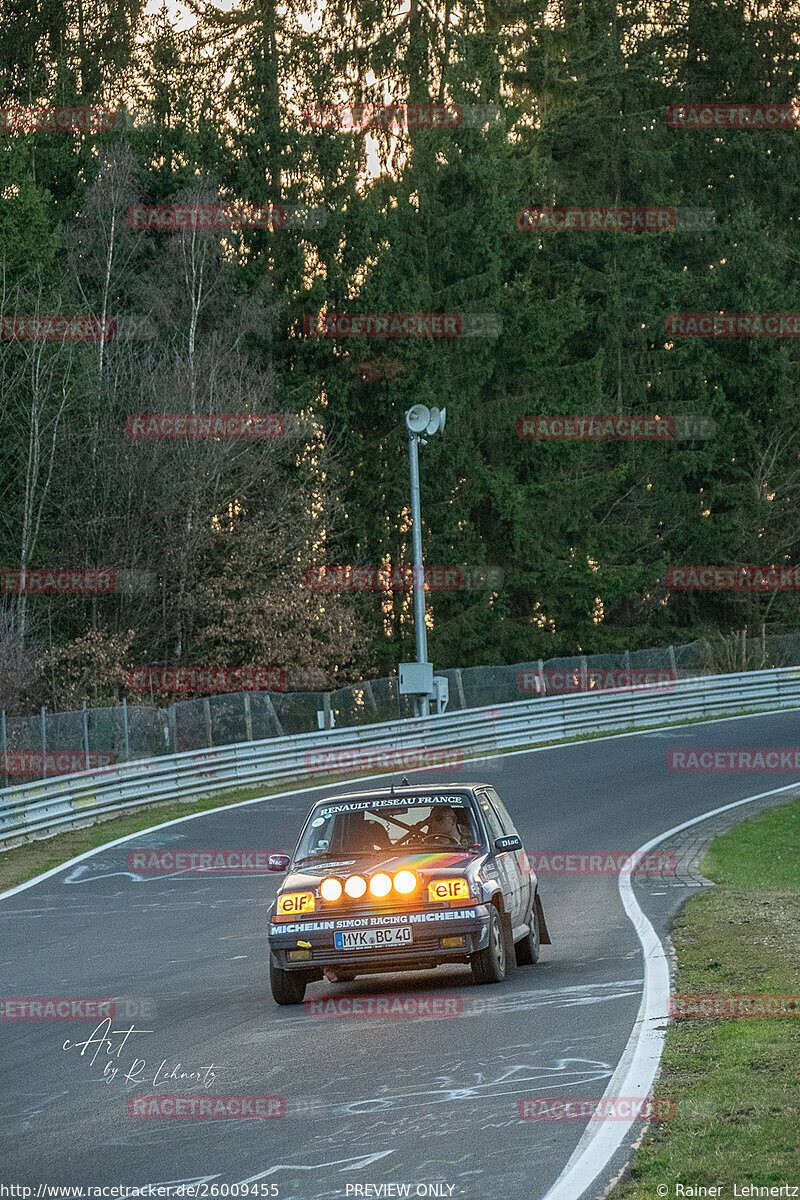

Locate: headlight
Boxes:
[393,870,417,894]
[428,878,470,902]
[344,875,367,898]
[277,891,315,915]
[369,873,392,897]
[320,877,343,901]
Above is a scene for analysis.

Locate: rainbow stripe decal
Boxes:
[383,851,470,872]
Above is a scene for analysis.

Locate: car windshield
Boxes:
[295,798,483,861]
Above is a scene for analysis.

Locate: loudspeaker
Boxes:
[406,404,431,433]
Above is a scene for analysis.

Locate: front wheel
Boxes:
[470,906,507,985]
[515,898,540,966]
[270,958,310,1005]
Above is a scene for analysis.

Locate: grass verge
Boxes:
[610,798,800,1197]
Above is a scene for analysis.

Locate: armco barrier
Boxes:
[1,667,799,847]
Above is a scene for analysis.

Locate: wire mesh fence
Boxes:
[3,631,800,785]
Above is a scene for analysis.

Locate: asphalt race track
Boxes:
[2,710,798,1199]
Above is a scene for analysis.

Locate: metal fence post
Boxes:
[263,693,284,737]
[244,692,253,742]
[1,709,7,786]
[204,697,212,748]
[669,644,677,679]
[158,708,169,751]
[362,680,378,716]
[83,701,90,770]
[41,705,47,779]
[122,698,130,761]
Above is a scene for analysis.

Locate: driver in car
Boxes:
[425,804,474,847]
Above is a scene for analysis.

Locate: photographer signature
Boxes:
[62,1017,217,1087]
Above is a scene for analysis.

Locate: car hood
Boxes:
[282,850,479,892]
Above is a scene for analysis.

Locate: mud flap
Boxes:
[501,911,517,969]
[535,890,552,945]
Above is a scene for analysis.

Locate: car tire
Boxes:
[270,959,310,1005]
[470,906,507,985]
[515,897,541,966]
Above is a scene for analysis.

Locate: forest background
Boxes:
[0,0,798,715]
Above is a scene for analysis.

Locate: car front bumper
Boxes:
[268,902,492,972]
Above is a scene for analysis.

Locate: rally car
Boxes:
[267,782,551,1005]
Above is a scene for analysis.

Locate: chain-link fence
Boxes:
[3,631,800,785]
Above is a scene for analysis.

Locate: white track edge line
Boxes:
[539,778,800,1200]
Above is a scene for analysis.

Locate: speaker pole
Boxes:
[408,424,429,699]
[403,404,445,718]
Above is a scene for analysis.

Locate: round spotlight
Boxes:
[393,870,417,894]
[344,875,367,898]
[369,873,392,897]
[320,877,342,902]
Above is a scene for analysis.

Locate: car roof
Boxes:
[308,783,489,811]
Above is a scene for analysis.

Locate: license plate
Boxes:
[334,927,413,950]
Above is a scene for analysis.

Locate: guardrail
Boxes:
[1,666,798,847]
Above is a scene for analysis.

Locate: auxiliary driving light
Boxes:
[320,877,343,902]
[369,873,392,897]
[393,870,417,894]
[344,875,367,898]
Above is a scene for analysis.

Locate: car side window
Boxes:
[483,788,519,837]
[475,791,505,843]
[300,811,335,855]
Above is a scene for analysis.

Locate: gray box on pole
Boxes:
[399,662,434,695]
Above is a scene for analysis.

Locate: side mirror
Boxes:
[494,835,522,854]
[268,853,290,872]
